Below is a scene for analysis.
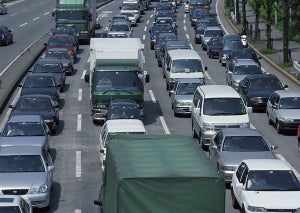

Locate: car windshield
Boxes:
[2,122,46,136]
[249,78,282,90]
[203,98,247,115]
[246,170,300,191]
[0,206,22,213]
[45,50,71,59]
[24,76,56,88]
[223,40,243,50]
[204,30,223,37]
[56,10,88,21]
[110,24,130,32]
[152,24,173,32]
[222,136,269,152]
[16,97,52,110]
[122,3,139,10]
[279,97,300,109]
[176,82,202,95]
[107,105,140,120]
[172,59,203,73]
[48,37,73,47]
[54,28,77,37]
[33,63,62,73]
[105,132,146,147]
[234,65,262,75]
[0,155,45,173]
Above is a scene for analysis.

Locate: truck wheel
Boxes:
[231,188,239,209]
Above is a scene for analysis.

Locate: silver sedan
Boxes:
[208,128,277,183]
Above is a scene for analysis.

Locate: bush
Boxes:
[260,48,277,54]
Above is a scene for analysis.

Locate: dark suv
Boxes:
[0,25,13,46]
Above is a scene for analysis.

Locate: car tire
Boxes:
[150,43,154,50]
[192,121,197,138]
[231,188,239,209]
[276,121,283,134]
[241,206,246,213]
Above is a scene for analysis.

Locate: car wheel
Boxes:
[231,188,240,209]
[166,81,169,90]
[192,121,197,138]
[150,43,154,50]
[241,206,246,213]
[276,121,283,134]
[158,61,162,67]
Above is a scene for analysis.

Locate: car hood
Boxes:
[220,151,276,167]
[245,191,300,209]
[0,136,47,147]
[247,89,275,98]
[277,109,300,119]
[174,94,193,102]
[0,173,48,189]
[232,74,247,82]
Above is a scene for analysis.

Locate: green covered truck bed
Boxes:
[103,134,225,213]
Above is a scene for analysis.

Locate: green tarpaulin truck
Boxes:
[52,0,99,42]
[85,38,150,124]
[94,134,225,213]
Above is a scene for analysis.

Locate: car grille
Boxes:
[2,189,28,195]
[215,124,240,131]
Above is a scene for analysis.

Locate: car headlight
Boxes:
[240,122,250,128]
[278,116,294,123]
[203,122,214,131]
[247,205,266,212]
[28,184,48,194]
[80,31,88,34]
[175,100,185,106]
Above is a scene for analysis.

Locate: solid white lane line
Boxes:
[10,13,18,17]
[148,90,156,103]
[19,23,28,27]
[159,116,170,134]
[77,114,82,132]
[76,151,81,178]
[32,17,40,21]
[43,12,50,15]
[78,89,82,102]
[81,70,86,80]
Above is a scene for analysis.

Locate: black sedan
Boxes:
[19,73,60,107]
[149,23,176,50]
[0,25,13,46]
[207,37,222,59]
[237,74,288,111]
[9,95,60,134]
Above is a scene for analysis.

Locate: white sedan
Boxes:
[231,159,300,213]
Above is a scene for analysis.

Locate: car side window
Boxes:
[42,149,50,167]
[214,131,223,148]
[269,93,276,105]
[193,90,200,107]
[236,162,246,182]
[240,166,249,184]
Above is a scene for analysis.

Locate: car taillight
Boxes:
[68,50,73,56]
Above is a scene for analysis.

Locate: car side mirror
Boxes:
[247,107,252,113]
[100,149,105,154]
[194,107,200,115]
[119,6,122,9]
[204,66,208,71]
[235,182,244,189]
[271,145,278,151]
[145,73,150,83]
[18,84,22,87]
[170,90,174,94]
[48,165,55,172]
[284,85,288,88]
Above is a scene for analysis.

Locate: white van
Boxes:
[99,119,147,171]
[191,85,252,149]
[162,49,207,91]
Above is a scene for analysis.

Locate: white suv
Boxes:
[191,85,252,149]
[99,119,147,171]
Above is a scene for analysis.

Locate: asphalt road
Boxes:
[0,0,300,212]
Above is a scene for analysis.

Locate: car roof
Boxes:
[242,159,292,171]
[110,99,137,105]
[166,40,189,47]
[167,49,201,59]
[105,119,146,133]
[273,90,300,97]
[36,58,62,64]
[0,145,43,155]
[198,85,241,98]
[244,73,278,80]
[18,94,52,99]
[27,73,56,78]
[233,58,259,66]
[218,128,263,137]
[46,47,69,52]
[7,114,43,123]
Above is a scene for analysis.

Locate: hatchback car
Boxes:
[209,128,277,183]
[170,78,204,116]
[9,95,59,134]
[31,58,66,92]
[106,99,141,120]
[0,115,51,151]
[0,195,32,213]
[226,59,263,90]
[99,119,147,171]
[238,74,287,111]
[266,90,300,134]
[0,25,13,46]
[0,146,54,209]
[43,47,74,75]
[19,73,60,107]
[231,159,300,213]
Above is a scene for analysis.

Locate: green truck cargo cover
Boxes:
[57,0,85,9]
[103,134,225,213]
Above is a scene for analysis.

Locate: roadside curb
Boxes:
[221,3,300,86]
